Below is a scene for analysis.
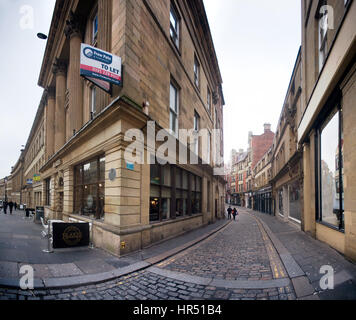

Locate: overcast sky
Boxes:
[0,0,301,178]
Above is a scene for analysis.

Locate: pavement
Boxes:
[0,208,229,289]
[0,206,356,300]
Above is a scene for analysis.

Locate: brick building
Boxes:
[9,0,226,256]
[249,124,275,208]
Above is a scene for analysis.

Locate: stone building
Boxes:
[270,49,304,226]
[8,157,24,205]
[253,147,273,214]
[299,0,356,260]
[0,178,6,201]
[231,149,248,206]
[20,92,47,210]
[26,0,226,256]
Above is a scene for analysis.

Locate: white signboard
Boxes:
[80,43,122,93]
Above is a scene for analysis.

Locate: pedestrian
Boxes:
[14,202,17,211]
[3,201,8,214]
[232,207,237,221]
[8,201,14,214]
[227,206,232,220]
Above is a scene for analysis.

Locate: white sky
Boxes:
[0,0,301,178]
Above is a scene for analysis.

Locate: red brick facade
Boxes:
[251,126,275,170]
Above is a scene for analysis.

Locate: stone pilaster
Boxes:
[52,59,67,153]
[96,0,112,110]
[63,168,74,216]
[65,11,84,137]
[45,87,55,158]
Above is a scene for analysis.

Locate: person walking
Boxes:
[227,206,232,220]
[3,201,8,214]
[232,207,237,221]
[8,201,14,214]
[14,202,17,211]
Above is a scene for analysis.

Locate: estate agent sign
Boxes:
[80,43,122,93]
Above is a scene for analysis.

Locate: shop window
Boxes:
[74,155,105,220]
[149,164,202,222]
[289,180,301,222]
[317,106,344,230]
[45,178,51,206]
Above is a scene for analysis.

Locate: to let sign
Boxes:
[80,43,122,92]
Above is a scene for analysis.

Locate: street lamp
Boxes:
[37,33,48,40]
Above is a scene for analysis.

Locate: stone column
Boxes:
[303,142,313,234]
[65,11,84,137]
[46,87,55,158]
[52,59,67,153]
[96,0,112,110]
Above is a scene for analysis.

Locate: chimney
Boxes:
[264,123,271,132]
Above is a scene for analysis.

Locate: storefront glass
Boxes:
[318,108,344,229]
[289,181,301,222]
[74,155,105,219]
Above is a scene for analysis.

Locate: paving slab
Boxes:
[75,259,116,275]
[0,261,18,278]
[47,263,84,278]
[291,276,315,298]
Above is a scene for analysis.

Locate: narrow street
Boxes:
[1,207,355,300]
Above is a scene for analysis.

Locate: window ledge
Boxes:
[316,221,345,234]
[150,213,203,227]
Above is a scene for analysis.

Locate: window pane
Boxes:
[191,174,195,191]
[278,189,284,216]
[75,166,83,185]
[182,171,188,190]
[196,176,201,192]
[289,181,301,221]
[161,198,170,220]
[98,182,105,220]
[162,165,171,187]
[83,160,98,184]
[170,111,177,134]
[150,197,160,222]
[150,185,160,198]
[150,164,160,185]
[320,110,341,228]
[170,11,177,30]
[176,168,182,189]
[83,184,98,218]
[99,157,105,181]
[74,186,82,214]
[170,84,177,112]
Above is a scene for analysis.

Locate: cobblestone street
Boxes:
[1,208,356,300]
